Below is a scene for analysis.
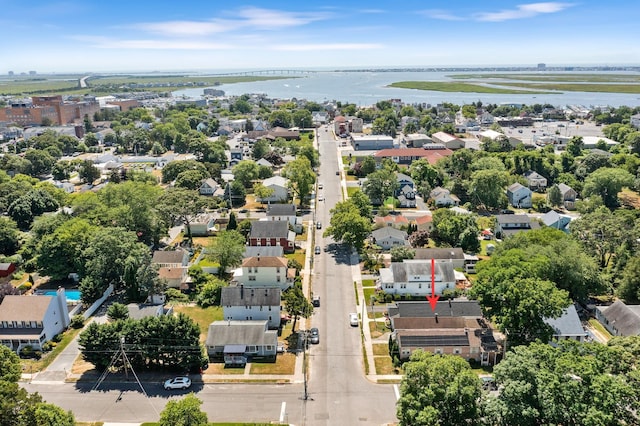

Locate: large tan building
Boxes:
[0,95,100,126]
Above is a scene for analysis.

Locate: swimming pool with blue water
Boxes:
[40,289,81,302]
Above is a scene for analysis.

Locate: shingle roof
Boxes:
[413,248,464,260]
[388,300,483,319]
[152,250,186,264]
[243,246,284,258]
[221,286,281,306]
[206,320,277,347]
[249,221,289,238]
[266,204,296,216]
[600,300,640,336]
[374,148,453,165]
[242,256,288,268]
[0,295,52,322]
[387,260,456,284]
[544,305,586,338]
[371,227,407,240]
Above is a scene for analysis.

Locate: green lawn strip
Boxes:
[20,326,83,373]
[249,353,296,375]
[589,318,613,340]
[374,356,399,375]
[141,423,273,426]
[346,186,360,197]
[76,422,104,426]
[363,287,377,305]
[372,344,389,356]
[498,82,640,94]
[448,73,640,83]
[172,305,223,342]
[285,252,305,267]
[387,81,553,94]
[362,279,376,287]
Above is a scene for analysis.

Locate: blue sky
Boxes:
[2,1,639,73]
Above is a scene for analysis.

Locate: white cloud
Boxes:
[474,2,573,22]
[70,36,232,50]
[272,43,382,51]
[236,7,330,29]
[421,9,465,21]
[133,20,231,37]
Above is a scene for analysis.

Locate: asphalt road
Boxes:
[303,126,398,425]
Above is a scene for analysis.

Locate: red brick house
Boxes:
[248,221,295,253]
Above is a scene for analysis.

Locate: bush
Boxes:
[17,282,32,292]
[12,271,25,281]
[51,333,63,343]
[165,288,189,303]
[70,315,85,329]
[19,346,41,359]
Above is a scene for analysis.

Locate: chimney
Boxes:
[240,284,244,299]
[434,313,439,323]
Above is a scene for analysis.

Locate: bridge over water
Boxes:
[207,69,316,76]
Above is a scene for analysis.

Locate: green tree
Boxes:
[268,110,292,128]
[232,160,260,188]
[431,209,479,250]
[207,230,245,277]
[196,277,226,307]
[107,303,129,321]
[486,341,637,426]
[390,246,415,262]
[324,200,371,250]
[159,393,208,426]
[33,403,75,426]
[252,183,275,206]
[24,149,55,177]
[0,345,21,383]
[397,350,482,426]
[284,284,313,332]
[227,211,238,230]
[78,159,100,184]
[469,169,508,209]
[37,218,96,280]
[547,184,563,208]
[348,189,373,219]
[362,168,399,205]
[618,256,640,303]
[161,160,209,184]
[252,139,270,160]
[156,188,209,247]
[282,156,315,205]
[0,216,20,255]
[292,109,313,128]
[175,169,207,190]
[582,167,634,208]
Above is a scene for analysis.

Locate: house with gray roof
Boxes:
[556,183,577,210]
[506,183,532,208]
[524,170,548,191]
[126,303,172,320]
[248,221,295,253]
[596,300,640,336]
[542,210,572,233]
[266,203,302,233]
[387,300,499,365]
[243,246,284,258]
[377,260,456,297]
[544,304,587,343]
[205,320,278,364]
[495,214,540,238]
[371,227,408,250]
[222,286,281,329]
[152,249,189,268]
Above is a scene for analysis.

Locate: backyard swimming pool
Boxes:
[40,289,81,302]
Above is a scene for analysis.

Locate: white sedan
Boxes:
[164,376,192,390]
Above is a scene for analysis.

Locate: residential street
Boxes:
[22,126,399,425]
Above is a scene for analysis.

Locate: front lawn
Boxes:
[372,343,389,356]
[172,305,223,342]
[20,326,83,373]
[285,252,305,267]
[249,353,296,375]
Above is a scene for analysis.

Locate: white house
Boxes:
[152,249,189,268]
[205,320,278,363]
[506,183,532,208]
[377,260,456,297]
[222,286,281,329]
[186,213,217,237]
[259,176,289,203]
[0,288,70,352]
[524,170,548,191]
[199,178,219,196]
[631,113,640,130]
[371,227,408,250]
[266,204,302,233]
[233,256,295,291]
[431,132,464,149]
[430,187,460,207]
[544,305,587,343]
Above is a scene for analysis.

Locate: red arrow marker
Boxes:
[426,258,439,312]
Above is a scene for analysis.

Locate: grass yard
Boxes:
[172,305,223,342]
[346,186,360,197]
[363,287,378,304]
[369,320,391,339]
[372,344,389,356]
[285,252,305,267]
[249,353,296,375]
[374,356,400,375]
[362,279,376,287]
[192,236,215,247]
[76,423,104,426]
[589,318,613,340]
[20,326,83,373]
[619,188,640,209]
[203,363,245,375]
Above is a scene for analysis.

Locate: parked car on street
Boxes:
[349,313,358,327]
[164,376,191,390]
[315,246,321,255]
[309,328,320,344]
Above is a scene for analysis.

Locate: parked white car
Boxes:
[349,313,358,327]
[164,376,191,390]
